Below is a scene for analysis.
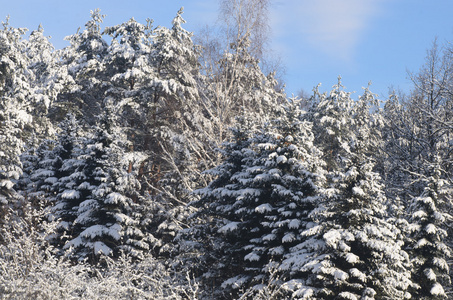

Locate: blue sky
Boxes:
[3,0,453,99]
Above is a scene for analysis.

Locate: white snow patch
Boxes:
[433,257,449,271]
[338,292,358,300]
[288,219,301,229]
[218,222,240,233]
[352,186,365,196]
[338,240,351,252]
[263,233,277,241]
[282,233,296,243]
[433,211,445,222]
[425,223,437,234]
[415,238,430,249]
[255,203,273,213]
[244,252,260,261]
[413,210,427,219]
[349,268,366,282]
[16,110,32,124]
[324,229,341,248]
[239,188,261,197]
[334,269,349,281]
[105,192,125,204]
[94,241,112,256]
[81,224,121,241]
[221,275,248,289]
[430,283,446,296]
[61,189,80,199]
[345,253,360,264]
[32,169,54,178]
[269,246,284,255]
[77,181,91,190]
[276,155,287,164]
[0,179,14,190]
[44,177,58,184]
[254,174,271,182]
[282,279,314,298]
[424,268,436,281]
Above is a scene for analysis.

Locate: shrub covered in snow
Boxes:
[0,206,199,299]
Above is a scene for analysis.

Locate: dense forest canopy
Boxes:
[1,1,453,299]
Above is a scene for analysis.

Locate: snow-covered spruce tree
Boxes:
[51,9,108,124]
[23,25,61,140]
[0,94,28,216]
[150,7,200,128]
[407,160,452,299]
[308,162,411,299]
[0,18,33,219]
[305,78,356,173]
[281,85,412,299]
[177,32,287,265]
[65,111,153,261]
[102,16,155,147]
[27,114,86,249]
[191,98,323,299]
[16,24,65,203]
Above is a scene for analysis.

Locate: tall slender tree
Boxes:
[407,160,451,299]
[27,114,86,249]
[0,18,32,217]
[51,9,108,124]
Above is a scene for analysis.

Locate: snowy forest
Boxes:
[1,1,453,299]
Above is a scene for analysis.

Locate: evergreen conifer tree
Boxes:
[284,84,413,299]
[192,99,323,298]
[65,111,153,261]
[408,160,451,299]
[102,16,154,147]
[52,9,108,124]
[27,114,86,248]
[0,18,32,217]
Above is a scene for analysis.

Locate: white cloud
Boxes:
[272,0,385,62]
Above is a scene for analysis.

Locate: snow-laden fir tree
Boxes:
[191,98,324,299]
[0,18,33,218]
[178,29,287,266]
[52,9,108,123]
[65,110,153,261]
[17,26,59,197]
[23,25,66,143]
[305,78,356,173]
[102,16,155,148]
[0,98,28,217]
[27,114,86,249]
[407,159,452,299]
[150,7,200,126]
[280,84,413,299]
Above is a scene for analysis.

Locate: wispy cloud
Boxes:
[272,0,385,62]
